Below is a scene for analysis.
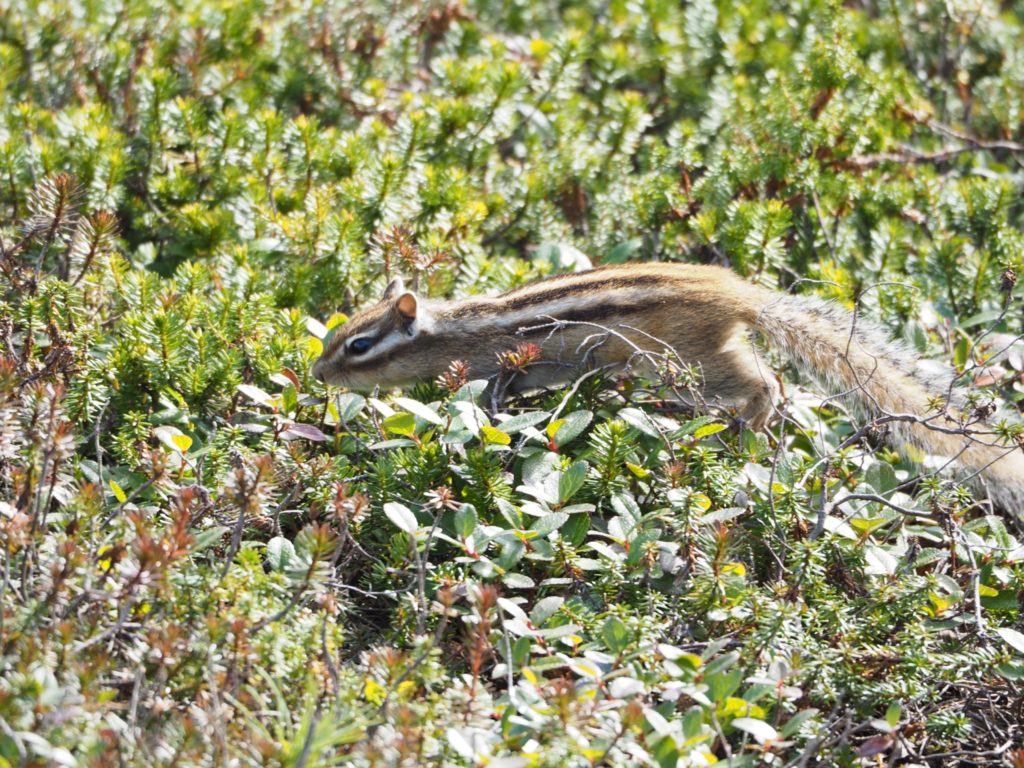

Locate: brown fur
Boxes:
[312,264,1024,511]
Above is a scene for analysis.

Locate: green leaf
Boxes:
[693,422,727,440]
[884,701,901,728]
[497,411,550,434]
[601,616,630,653]
[558,460,588,503]
[953,334,971,370]
[618,407,662,439]
[551,410,592,447]
[961,309,1004,328]
[495,498,523,529]
[605,238,642,264]
[454,504,478,539]
[741,427,770,458]
[383,502,418,534]
[496,538,526,570]
[335,392,366,422]
[449,400,487,433]
[171,433,193,452]
[707,668,743,704]
[393,396,444,425]
[682,706,704,739]
[611,492,641,524]
[267,537,296,572]
[109,480,127,503]
[673,415,719,437]
[154,425,193,454]
[502,572,535,589]
[481,425,511,445]
[731,717,778,745]
[865,461,898,494]
[453,379,488,402]
[238,384,275,408]
[369,438,417,449]
[981,588,1019,612]
[530,596,564,625]
[996,627,1024,655]
[781,709,820,737]
[281,384,299,415]
[652,735,679,768]
[562,513,590,547]
[997,662,1024,680]
[535,241,591,271]
[703,652,739,678]
[382,412,417,437]
[510,636,531,666]
[281,423,327,442]
[530,512,568,537]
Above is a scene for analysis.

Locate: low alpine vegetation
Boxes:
[2,0,1024,765]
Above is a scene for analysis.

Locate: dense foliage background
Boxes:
[3,0,1024,765]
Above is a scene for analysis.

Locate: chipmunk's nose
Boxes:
[311,359,326,383]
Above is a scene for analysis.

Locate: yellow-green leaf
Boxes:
[849,517,887,533]
[481,425,511,445]
[723,562,746,577]
[625,462,649,478]
[693,422,726,439]
[171,434,193,452]
[691,492,712,511]
[719,697,764,718]
[305,336,323,357]
[110,480,126,503]
[383,412,416,436]
[927,591,956,616]
[676,652,703,669]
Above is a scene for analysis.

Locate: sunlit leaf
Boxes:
[384,502,418,534]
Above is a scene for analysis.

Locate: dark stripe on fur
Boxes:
[446,273,702,320]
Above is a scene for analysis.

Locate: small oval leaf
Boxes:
[552,410,592,447]
[383,412,417,437]
[693,422,727,440]
[384,502,418,534]
[394,397,445,426]
[281,423,328,442]
[109,480,127,503]
[237,384,275,408]
[481,425,512,445]
[997,627,1024,655]
[267,536,297,572]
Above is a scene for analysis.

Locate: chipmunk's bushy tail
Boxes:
[746,290,1024,513]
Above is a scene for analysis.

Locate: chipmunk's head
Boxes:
[311,277,432,390]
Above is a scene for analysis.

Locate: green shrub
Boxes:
[2,0,1024,765]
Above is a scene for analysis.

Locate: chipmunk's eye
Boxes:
[347,337,375,356]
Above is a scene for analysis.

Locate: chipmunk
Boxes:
[311,262,1024,511]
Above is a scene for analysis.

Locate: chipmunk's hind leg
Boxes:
[698,344,780,432]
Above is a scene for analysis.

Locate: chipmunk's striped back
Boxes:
[312,262,1024,512]
[316,264,751,383]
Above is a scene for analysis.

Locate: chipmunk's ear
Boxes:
[382,277,405,301]
[395,292,418,322]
